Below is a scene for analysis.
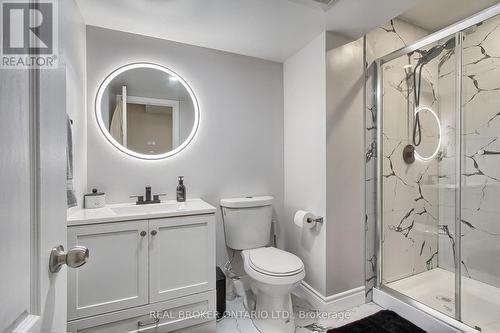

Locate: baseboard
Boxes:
[293,281,365,312]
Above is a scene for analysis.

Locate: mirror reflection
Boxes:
[97,64,198,158]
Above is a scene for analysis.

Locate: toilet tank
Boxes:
[220,196,273,250]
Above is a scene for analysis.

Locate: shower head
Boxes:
[416,37,455,66]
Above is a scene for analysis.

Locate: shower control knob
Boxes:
[403,144,415,164]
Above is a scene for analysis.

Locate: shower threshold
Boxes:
[386,268,500,332]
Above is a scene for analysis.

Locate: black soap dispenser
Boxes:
[176,176,186,202]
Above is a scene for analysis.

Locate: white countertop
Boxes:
[68,198,216,226]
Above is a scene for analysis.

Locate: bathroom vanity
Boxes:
[66,199,216,333]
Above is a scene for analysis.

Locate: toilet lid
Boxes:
[248,247,304,276]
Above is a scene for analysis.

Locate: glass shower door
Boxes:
[460,14,500,332]
[376,7,500,331]
[379,34,460,319]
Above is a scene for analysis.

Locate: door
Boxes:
[149,215,215,303]
[0,2,68,332]
[67,221,149,320]
[0,63,67,330]
[0,50,34,333]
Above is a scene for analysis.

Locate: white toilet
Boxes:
[220,196,305,333]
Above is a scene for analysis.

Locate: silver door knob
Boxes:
[49,245,89,273]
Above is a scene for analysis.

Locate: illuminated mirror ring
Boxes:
[95,62,200,160]
[414,106,441,161]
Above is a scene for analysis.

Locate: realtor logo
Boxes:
[1,0,58,68]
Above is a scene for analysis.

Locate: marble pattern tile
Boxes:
[364,19,430,298]
[215,295,382,333]
[437,15,500,289]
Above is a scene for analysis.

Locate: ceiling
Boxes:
[75,0,422,62]
[399,0,500,32]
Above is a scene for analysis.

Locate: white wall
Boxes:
[283,32,327,295]
[86,27,284,266]
[63,0,87,209]
[325,34,365,295]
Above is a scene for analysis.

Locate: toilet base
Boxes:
[239,248,305,333]
[246,280,299,333]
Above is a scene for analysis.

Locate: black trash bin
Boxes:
[216,266,226,320]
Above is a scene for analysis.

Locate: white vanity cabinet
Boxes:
[66,199,216,333]
[67,220,150,319]
[149,215,215,303]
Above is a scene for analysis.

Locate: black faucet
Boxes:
[130,186,166,205]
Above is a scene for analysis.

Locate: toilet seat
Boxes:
[242,247,305,285]
[248,247,304,276]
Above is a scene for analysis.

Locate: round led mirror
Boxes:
[95,63,199,160]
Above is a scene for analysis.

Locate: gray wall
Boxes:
[86,26,284,266]
[283,32,365,298]
[283,32,327,295]
[325,34,365,295]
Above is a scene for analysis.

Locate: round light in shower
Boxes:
[414,106,441,161]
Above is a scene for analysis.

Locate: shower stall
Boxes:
[373,6,500,332]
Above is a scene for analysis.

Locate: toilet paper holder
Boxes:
[307,216,324,224]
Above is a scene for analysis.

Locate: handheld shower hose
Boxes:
[411,37,455,148]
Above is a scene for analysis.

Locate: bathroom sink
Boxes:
[111,202,183,215]
[67,199,215,226]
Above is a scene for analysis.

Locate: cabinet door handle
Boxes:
[137,317,160,327]
[151,230,158,236]
[140,231,147,237]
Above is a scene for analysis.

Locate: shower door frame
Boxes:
[374,3,500,327]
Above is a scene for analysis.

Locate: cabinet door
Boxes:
[68,221,149,320]
[149,215,215,303]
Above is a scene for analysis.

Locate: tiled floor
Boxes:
[216,294,382,333]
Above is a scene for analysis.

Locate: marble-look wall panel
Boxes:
[437,15,500,288]
[436,35,458,276]
[381,46,441,284]
[364,19,429,299]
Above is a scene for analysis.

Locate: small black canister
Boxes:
[216,266,226,320]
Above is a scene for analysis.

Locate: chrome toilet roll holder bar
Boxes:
[307,216,324,224]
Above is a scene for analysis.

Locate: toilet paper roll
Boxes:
[294,210,316,229]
